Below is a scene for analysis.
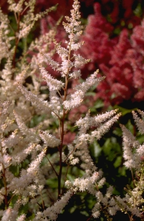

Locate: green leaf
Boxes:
[90,140,101,157]
[46,178,58,189]
[114,156,122,168]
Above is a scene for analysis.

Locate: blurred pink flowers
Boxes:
[80,3,144,106]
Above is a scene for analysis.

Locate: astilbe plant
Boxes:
[80,2,144,106]
[0,0,143,220]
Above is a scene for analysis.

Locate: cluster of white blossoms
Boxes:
[121,110,144,169]
[0,0,143,220]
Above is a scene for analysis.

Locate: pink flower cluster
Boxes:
[80,3,144,106]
